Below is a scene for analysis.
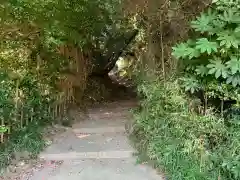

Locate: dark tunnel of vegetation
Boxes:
[90,29,138,76]
[86,28,139,100]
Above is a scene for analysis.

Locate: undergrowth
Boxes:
[130,0,240,179]
[0,69,55,173]
[172,0,240,113]
[0,121,48,175]
[131,77,240,180]
[0,0,121,174]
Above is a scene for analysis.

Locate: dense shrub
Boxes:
[172,0,240,113]
[131,1,240,179]
[131,77,240,179]
[0,0,122,172]
[1,0,121,47]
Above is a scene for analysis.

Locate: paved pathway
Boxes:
[28,100,164,180]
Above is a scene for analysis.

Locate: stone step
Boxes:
[41,132,133,155]
[39,150,134,160]
[72,118,127,130]
[30,158,164,180]
[88,111,131,121]
[88,100,138,111]
[72,116,128,134]
[72,126,126,134]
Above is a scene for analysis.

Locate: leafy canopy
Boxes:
[0,0,121,48]
[172,0,240,102]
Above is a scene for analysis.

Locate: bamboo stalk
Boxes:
[199,135,204,172]
[20,107,23,128]
[63,101,66,117]
[31,108,33,122]
[76,49,79,73]
[52,106,55,120]
[15,79,20,128]
[204,94,208,115]
[0,120,3,143]
[0,103,4,142]
[221,99,224,118]
[0,134,3,143]
[160,20,165,81]
[48,106,51,116]
[26,110,29,126]
[61,102,63,116]
[55,104,58,119]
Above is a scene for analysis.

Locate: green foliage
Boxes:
[179,75,202,93]
[0,0,123,172]
[1,0,121,47]
[172,0,240,100]
[0,69,53,172]
[196,38,219,55]
[0,122,46,173]
[131,1,240,179]
[131,77,240,180]
[0,126,9,134]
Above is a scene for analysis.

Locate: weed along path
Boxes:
[13,100,164,180]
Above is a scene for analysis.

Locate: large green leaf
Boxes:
[180,76,202,94]
[172,43,191,59]
[226,56,240,74]
[191,12,215,33]
[235,26,240,33]
[226,74,240,87]
[195,65,208,77]
[207,58,229,79]
[219,8,240,23]
[217,31,240,48]
[195,38,218,55]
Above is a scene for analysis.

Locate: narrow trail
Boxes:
[15,100,164,180]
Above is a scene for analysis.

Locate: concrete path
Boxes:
[29,100,164,180]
